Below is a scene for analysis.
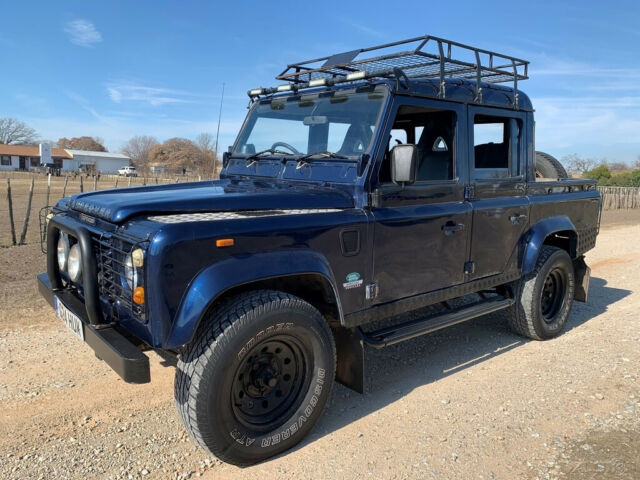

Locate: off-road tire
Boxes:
[507,246,575,340]
[174,290,336,466]
[535,151,568,179]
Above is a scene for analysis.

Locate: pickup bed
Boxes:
[38,35,600,465]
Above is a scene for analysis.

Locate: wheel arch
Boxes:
[164,251,343,349]
[522,216,577,275]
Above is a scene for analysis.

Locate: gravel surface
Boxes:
[0,213,638,479]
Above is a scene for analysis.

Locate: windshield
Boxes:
[233,86,387,158]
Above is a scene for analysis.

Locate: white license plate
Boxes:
[54,296,85,342]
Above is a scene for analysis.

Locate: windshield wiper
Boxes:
[245,148,296,166]
[295,151,349,169]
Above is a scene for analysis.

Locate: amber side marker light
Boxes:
[133,286,145,305]
[216,238,235,248]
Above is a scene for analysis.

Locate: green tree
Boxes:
[583,164,611,184]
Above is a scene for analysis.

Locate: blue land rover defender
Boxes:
[38,36,600,465]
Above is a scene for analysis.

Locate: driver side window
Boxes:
[379,106,456,183]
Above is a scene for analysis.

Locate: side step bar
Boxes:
[359,296,515,349]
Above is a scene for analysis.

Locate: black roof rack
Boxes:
[276,35,529,105]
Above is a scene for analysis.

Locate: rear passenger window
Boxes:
[473,115,520,179]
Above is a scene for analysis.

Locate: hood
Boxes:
[66,178,354,223]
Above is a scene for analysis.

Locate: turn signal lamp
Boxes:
[133,286,145,305]
[216,238,235,248]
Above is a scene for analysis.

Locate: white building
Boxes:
[0,144,131,174]
[64,150,131,174]
[0,144,72,171]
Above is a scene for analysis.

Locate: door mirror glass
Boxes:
[390,144,417,185]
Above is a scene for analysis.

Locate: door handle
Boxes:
[509,214,527,225]
[441,222,465,236]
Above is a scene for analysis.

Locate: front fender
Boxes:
[164,250,341,349]
[522,215,576,275]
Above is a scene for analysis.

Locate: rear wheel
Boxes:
[174,290,336,466]
[507,246,575,340]
[535,151,567,179]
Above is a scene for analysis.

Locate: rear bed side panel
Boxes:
[524,189,601,272]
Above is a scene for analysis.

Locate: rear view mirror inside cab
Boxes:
[303,116,328,126]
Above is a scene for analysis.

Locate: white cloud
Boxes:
[106,82,193,106]
[64,19,102,47]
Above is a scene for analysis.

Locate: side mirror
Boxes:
[390,144,418,185]
[222,151,230,167]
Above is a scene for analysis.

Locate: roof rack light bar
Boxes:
[247,35,529,106]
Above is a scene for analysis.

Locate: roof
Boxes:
[0,144,72,158]
[66,149,130,160]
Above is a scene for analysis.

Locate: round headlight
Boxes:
[124,254,138,290]
[57,233,70,271]
[68,244,83,282]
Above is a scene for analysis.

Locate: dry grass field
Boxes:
[0,172,207,247]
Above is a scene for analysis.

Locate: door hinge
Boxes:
[464,185,475,201]
[365,283,379,300]
[464,261,475,275]
[370,190,381,208]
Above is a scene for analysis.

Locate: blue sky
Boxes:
[1,0,639,163]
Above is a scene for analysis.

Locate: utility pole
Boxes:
[214,82,225,178]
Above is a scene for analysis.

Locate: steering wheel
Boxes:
[271,142,300,155]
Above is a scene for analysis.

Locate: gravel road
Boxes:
[1,212,638,480]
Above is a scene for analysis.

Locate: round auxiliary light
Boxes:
[67,244,83,282]
[124,254,138,290]
[57,233,70,272]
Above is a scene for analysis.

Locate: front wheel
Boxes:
[174,290,336,466]
[506,246,575,340]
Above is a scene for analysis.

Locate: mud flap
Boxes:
[573,256,590,302]
[332,326,365,394]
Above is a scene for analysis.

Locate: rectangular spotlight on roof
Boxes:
[276,84,292,92]
[309,78,327,87]
[346,70,367,81]
[248,88,264,96]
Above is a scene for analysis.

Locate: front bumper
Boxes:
[38,273,150,383]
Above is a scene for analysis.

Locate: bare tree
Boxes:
[196,132,219,177]
[562,154,597,176]
[607,161,629,172]
[634,156,640,170]
[148,138,202,173]
[121,135,159,173]
[0,118,38,145]
[58,136,107,152]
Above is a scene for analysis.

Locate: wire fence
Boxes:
[0,171,216,248]
[1,174,637,248]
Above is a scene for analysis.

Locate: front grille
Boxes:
[93,233,147,320]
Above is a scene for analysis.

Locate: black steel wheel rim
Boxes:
[232,335,309,430]
[540,268,566,321]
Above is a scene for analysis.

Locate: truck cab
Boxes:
[38,35,600,466]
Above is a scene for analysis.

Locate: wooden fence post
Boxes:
[80,176,84,193]
[114,178,119,188]
[46,174,51,206]
[62,175,69,197]
[6,179,17,246]
[18,178,35,245]
[93,176,98,191]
